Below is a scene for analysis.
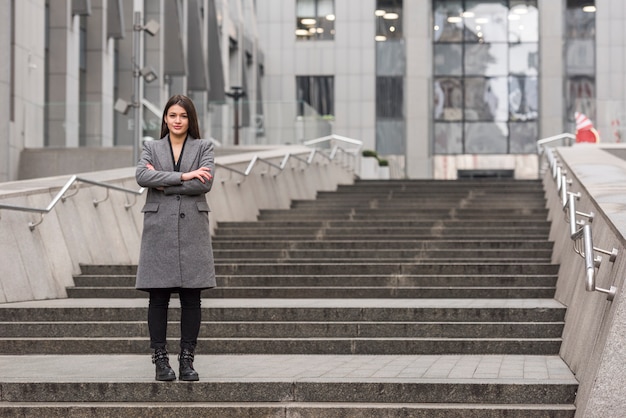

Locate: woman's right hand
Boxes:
[182,167,213,183]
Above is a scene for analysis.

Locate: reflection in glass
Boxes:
[376,0,403,41]
[509,76,537,121]
[432,0,542,155]
[434,123,463,154]
[465,43,508,76]
[566,40,595,75]
[465,122,508,154]
[377,76,404,118]
[464,0,508,43]
[434,44,463,76]
[508,1,538,42]
[434,78,463,121]
[296,0,335,41]
[464,77,508,121]
[566,3,595,39]
[509,43,538,76]
[566,76,595,123]
[433,0,463,42]
[510,122,538,153]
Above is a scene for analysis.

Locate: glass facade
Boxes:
[433,0,538,155]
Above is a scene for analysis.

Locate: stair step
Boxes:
[74,274,558,287]
[0,299,566,322]
[0,321,564,338]
[213,263,560,275]
[0,354,577,403]
[65,286,556,299]
[0,402,577,418]
[0,337,563,355]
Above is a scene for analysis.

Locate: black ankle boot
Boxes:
[178,348,199,381]
[152,348,176,381]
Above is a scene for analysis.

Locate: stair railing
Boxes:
[543,145,618,301]
[0,175,145,230]
[216,135,362,185]
[2,141,361,228]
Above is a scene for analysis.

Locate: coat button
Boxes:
[180,213,185,218]
[176,195,181,200]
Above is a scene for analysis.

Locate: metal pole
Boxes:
[234,97,240,146]
[132,11,141,165]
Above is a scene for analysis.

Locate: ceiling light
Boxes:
[316,28,324,33]
[375,9,386,17]
[326,14,335,21]
[513,8,529,15]
[295,29,309,36]
[375,35,387,41]
[447,16,462,23]
[389,26,396,32]
[383,12,399,20]
[301,18,316,25]
[583,5,596,12]
[462,12,475,18]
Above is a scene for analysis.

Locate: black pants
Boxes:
[148,288,202,351]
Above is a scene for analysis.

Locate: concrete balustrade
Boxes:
[543,144,626,417]
[0,145,355,303]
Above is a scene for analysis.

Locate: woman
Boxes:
[135,94,216,381]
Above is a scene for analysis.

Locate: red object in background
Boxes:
[575,112,600,143]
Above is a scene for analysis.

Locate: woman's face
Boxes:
[164,104,189,137]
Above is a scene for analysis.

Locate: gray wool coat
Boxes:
[135,135,216,290]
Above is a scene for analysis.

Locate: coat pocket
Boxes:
[141,202,160,213]
[196,201,211,212]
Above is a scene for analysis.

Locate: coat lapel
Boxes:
[154,135,174,172]
[179,137,199,173]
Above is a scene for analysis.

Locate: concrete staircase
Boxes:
[0,179,577,416]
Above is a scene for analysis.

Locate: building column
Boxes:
[538,0,565,138]
[404,0,432,178]
[0,1,12,181]
[47,0,80,147]
[84,0,115,147]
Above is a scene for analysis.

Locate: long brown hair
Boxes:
[160,94,201,139]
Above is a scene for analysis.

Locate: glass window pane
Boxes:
[376,0,403,40]
[465,122,508,154]
[434,78,463,121]
[433,0,463,42]
[566,7,595,39]
[566,40,595,75]
[465,43,508,76]
[509,76,538,121]
[296,0,334,40]
[509,43,538,76]
[296,76,334,117]
[508,3,538,42]
[434,44,463,76]
[377,76,404,118]
[434,123,463,154]
[566,76,595,122]
[510,122,538,153]
[464,1,508,43]
[464,77,508,121]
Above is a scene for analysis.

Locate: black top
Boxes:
[168,136,188,172]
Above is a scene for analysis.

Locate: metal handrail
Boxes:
[537,133,576,153]
[0,175,145,230]
[215,136,362,185]
[544,142,618,301]
[3,140,360,228]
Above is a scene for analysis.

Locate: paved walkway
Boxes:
[0,354,576,384]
